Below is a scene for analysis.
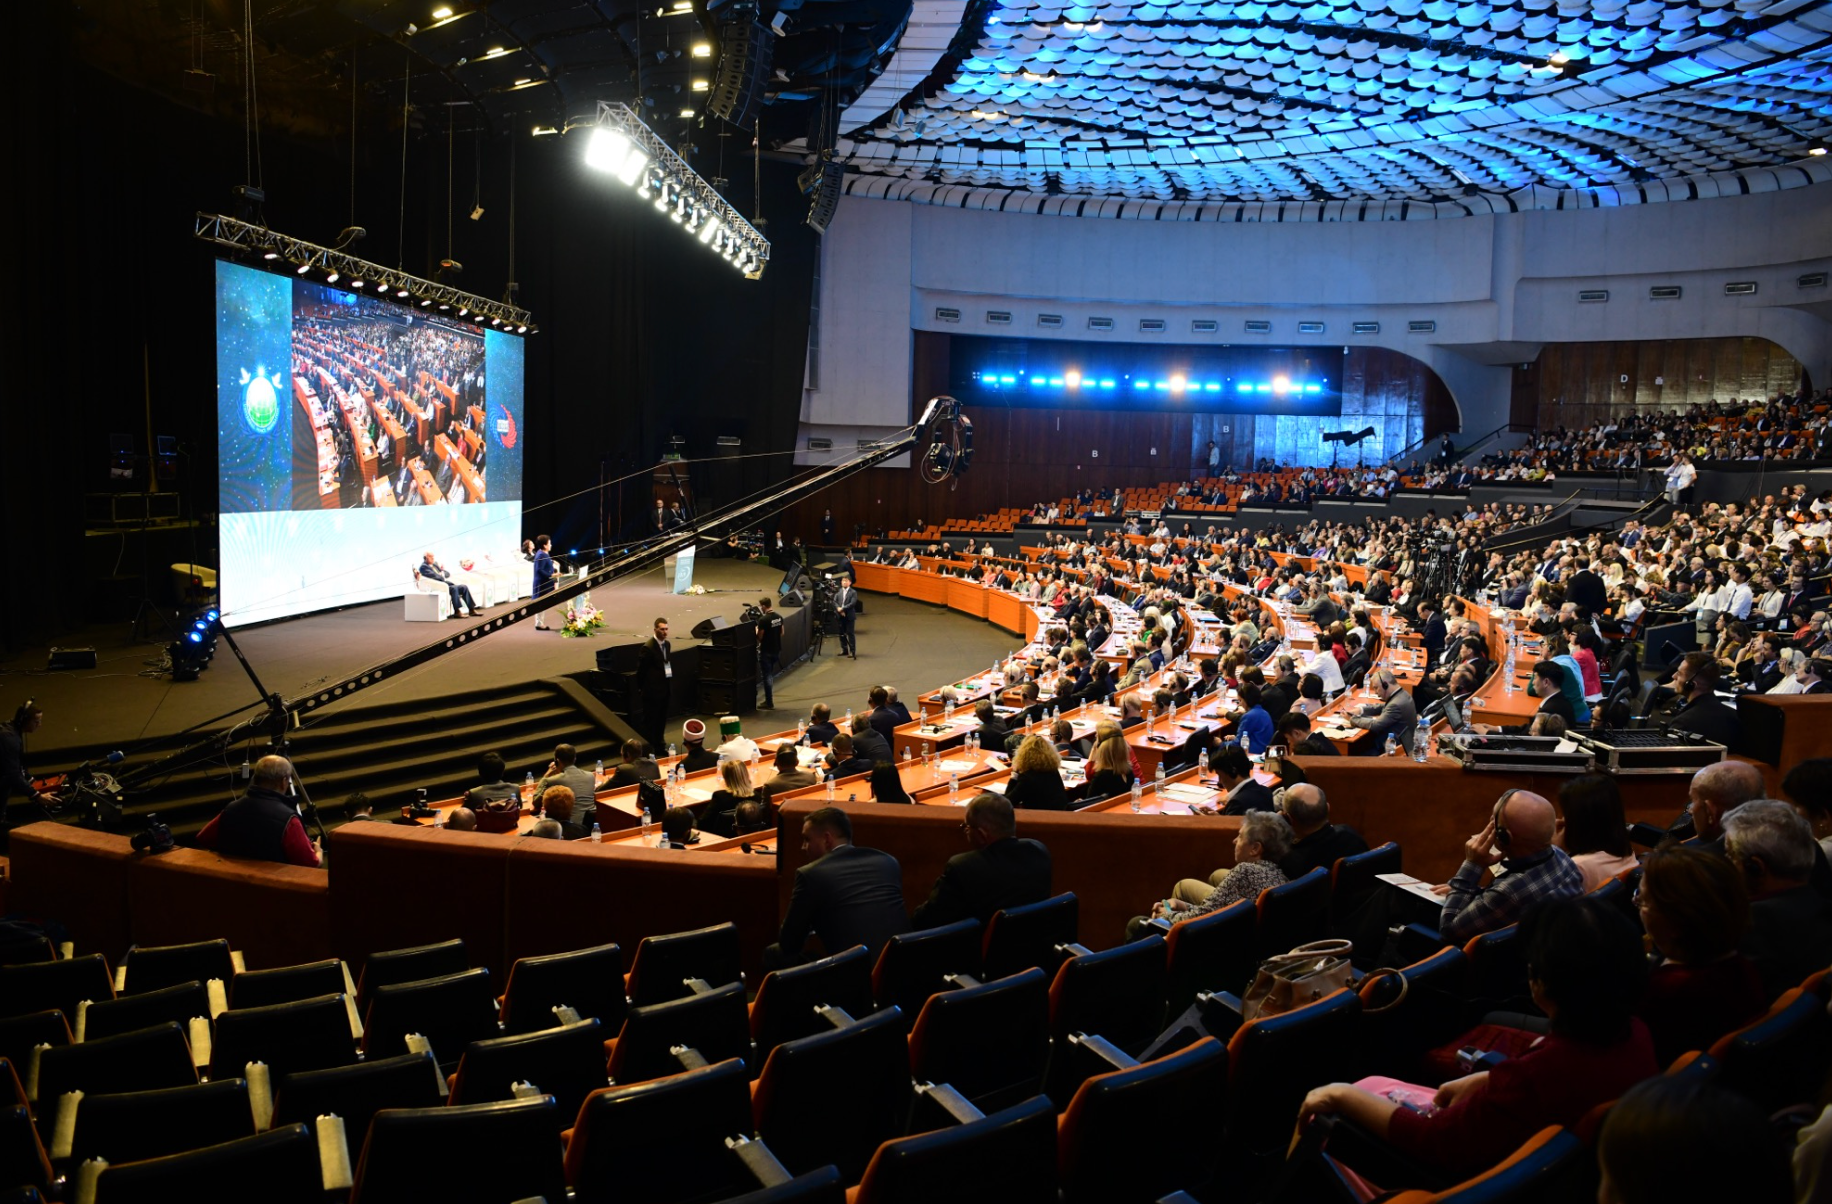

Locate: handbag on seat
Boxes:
[1239,939,1355,1022]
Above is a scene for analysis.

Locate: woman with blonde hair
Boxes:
[702,758,754,837]
[1074,734,1135,803]
[1005,735,1071,811]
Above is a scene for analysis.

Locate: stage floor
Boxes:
[3,559,1020,761]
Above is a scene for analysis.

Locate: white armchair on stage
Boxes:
[406,569,451,622]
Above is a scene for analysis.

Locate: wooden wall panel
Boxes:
[1528,337,1805,434]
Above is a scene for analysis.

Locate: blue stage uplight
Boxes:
[1099,379,1116,389]
[1204,382,1221,392]
[1305,383,1321,393]
[1048,377,1064,386]
[1030,376,1045,386]
[1154,381,1169,390]
[1134,381,1149,390]
[187,631,203,643]
[1000,375,1015,384]
[1238,383,1252,393]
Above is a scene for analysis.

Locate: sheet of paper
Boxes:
[1377,872,1446,904]
[937,759,979,774]
[1157,784,1214,805]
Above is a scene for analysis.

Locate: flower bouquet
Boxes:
[561,593,607,638]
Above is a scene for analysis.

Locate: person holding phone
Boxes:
[195,754,322,868]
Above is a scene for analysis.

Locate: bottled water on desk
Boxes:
[844,708,853,728]
[1414,717,1431,762]
[825,776,835,802]
[523,771,535,800]
[1130,779,1144,813]
[590,822,602,843]
[944,697,955,722]
[667,744,677,761]
[949,773,960,803]
[1198,747,1209,777]
[1384,733,1399,758]
[594,758,604,783]
[1154,761,1166,787]
[641,806,656,841]
[797,718,808,739]
[902,746,911,763]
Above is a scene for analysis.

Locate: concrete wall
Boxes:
[801,183,1832,460]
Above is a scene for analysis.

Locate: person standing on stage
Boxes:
[756,596,784,710]
[531,534,557,630]
[834,575,859,659]
[637,617,674,750]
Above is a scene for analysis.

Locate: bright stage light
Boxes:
[1169,374,1186,392]
[692,42,712,56]
[1065,370,1081,387]
[585,128,648,186]
[698,217,723,244]
[325,270,340,283]
[1272,375,1290,394]
[433,6,453,18]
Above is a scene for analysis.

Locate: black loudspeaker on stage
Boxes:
[782,588,807,607]
[691,615,732,640]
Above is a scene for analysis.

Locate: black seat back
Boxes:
[625,923,743,1006]
[0,955,113,1020]
[1357,947,1471,1079]
[272,1052,444,1140]
[229,959,348,1010]
[92,1123,324,1204]
[121,941,234,996]
[982,894,1079,982]
[872,920,981,1025]
[210,993,359,1081]
[1222,988,1362,1159]
[750,945,874,1062]
[36,1022,196,1111]
[69,1078,255,1166]
[354,939,468,1015]
[567,1057,757,1204]
[1254,867,1331,960]
[352,1098,567,1204]
[908,970,1049,1113]
[850,1095,1058,1204]
[448,1019,606,1131]
[81,981,209,1043]
[1047,936,1167,1056]
[1163,899,1257,1010]
[361,967,498,1067]
[608,983,752,1086]
[753,1007,911,1182]
[0,1012,69,1079]
[716,1168,846,1204]
[1329,842,1401,921]
[499,943,627,1035]
[1057,1038,1228,1204]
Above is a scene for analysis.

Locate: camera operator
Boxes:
[755,596,784,709]
[1,700,58,835]
[195,754,323,868]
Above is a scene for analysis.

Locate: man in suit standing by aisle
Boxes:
[834,575,860,659]
[636,617,675,751]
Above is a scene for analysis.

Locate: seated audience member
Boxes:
[342,793,375,823]
[702,760,755,838]
[1278,712,1338,757]
[463,752,521,809]
[911,793,1053,929]
[1439,789,1583,945]
[1781,757,1832,857]
[1233,682,1274,753]
[660,805,698,848]
[1004,735,1071,811]
[1073,734,1135,803]
[444,806,477,832]
[606,740,660,789]
[533,742,596,816]
[764,742,819,800]
[1470,661,1574,735]
[825,733,874,779]
[884,686,913,724]
[1598,1075,1793,1204]
[678,718,720,772]
[1298,897,1657,1180]
[1118,693,1146,730]
[734,801,770,837]
[1556,774,1638,890]
[1661,652,1740,748]
[1276,784,1369,882]
[526,819,563,841]
[541,787,588,840]
[1686,759,1766,850]
[1632,844,1766,1066]
[1726,799,1832,997]
[866,686,901,744]
[1193,743,1274,817]
[870,761,912,804]
[1290,672,1327,717]
[767,806,909,968]
[714,715,759,763]
[849,713,894,765]
[1348,669,1417,756]
[195,755,321,868]
[803,704,839,747]
[1050,718,1082,759]
[1133,809,1292,939]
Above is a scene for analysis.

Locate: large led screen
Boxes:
[214,259,526,627]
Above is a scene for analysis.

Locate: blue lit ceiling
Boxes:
[832,0,1832,203]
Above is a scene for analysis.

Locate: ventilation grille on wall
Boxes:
[1578,289,1610,303]
[1649,286,1682,300]
[1801,272,1828,290]
[1037,313,1063,329]
[986,310,1012,325]
[1088,316,1114,331]
[1408,320,1436,333]
[1191,319,1219,333]
[1298,321,1325,334]
[1243,320,1272,334]
[1724,282,1758,296]
[1351,321,1380,335]
[1139,318,1167,333]
[934,307,961,323]
[807,437,833,451]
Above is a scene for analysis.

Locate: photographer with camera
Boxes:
[755,597,784,709]
[195,754,323,868]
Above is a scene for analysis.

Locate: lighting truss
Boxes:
[581,100,770,279]
[193,214,537,332]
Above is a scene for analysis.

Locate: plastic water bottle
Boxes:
[949,773,960,803]
[825,776,835,801]
[1130,779,1144,813]
[844,707,853,728]
[902,746,911,763]
[1414,717,1430,762]
[523,770,534,799]
[1154,761,1166,787]
[594,758,604,783]
[944,697,955,722]
[667,743,677,760]
[432,809,444,829]
[797,718,808,739]
[590,822,602,843]
[1198,747,1209,777]
[641,806,655,841]
[1384,733,1399,758]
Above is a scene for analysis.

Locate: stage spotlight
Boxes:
[325,270,340,283]
[262,250,279,260]
[692,41,711,56]
[585,127,649,185]
[295,263,311,275]
[350,279,364,289]
[420,299,432,307]
[1811,140,1830,157]
[516,325,527,333]
[395,286,409,297]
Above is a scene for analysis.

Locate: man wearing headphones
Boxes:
[1348,667,1419,756]
[1,700,57,831]
[1437,789,1582,944]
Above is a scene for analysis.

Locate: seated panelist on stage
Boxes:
[195,755,322,869]
[417,553,480,618]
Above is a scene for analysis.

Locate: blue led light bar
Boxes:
[981,370,1327,395]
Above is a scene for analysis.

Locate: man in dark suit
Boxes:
[1566,558,1608,618]
[1277,713,1339,757]
[833,575,860,658]
[1472,662,1575,736]
[823,733,875,779]
[1259,656,1298,721]
[848,714,893,766]
[866,687,902,745]
[802,703,839,747]
[1728,800,1832,998]
[763,742,819,802]
[767,807,910,968]
[1417,599,1447,675]
[972,699,1011,752]
[911,794,1053,929]
[1276,784,1368,881]
[635,618,674,751]
[1660,652,1740,748]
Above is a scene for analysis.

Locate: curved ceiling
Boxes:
[833,0,1832,202]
